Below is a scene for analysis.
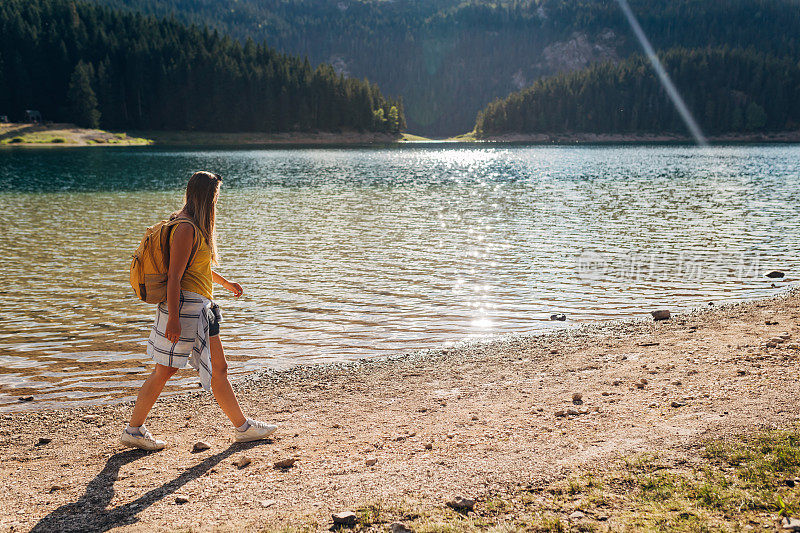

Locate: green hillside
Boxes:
[0,0,404,134]
[474,48,800,137]
[89,0,800,136]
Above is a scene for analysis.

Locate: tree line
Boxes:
[0,0,405,133]
[475,48,800,136]
[90,0,800,136]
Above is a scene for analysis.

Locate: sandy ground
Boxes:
[2,290,800,531]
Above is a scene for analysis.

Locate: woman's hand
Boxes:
[225,281,243,297]
[165,316,181,344]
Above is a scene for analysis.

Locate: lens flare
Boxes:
[616,0,708,146]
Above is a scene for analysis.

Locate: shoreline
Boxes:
[474,130,800,144]
[3,288,800,530]
[4,286,791,415]
[130,130,402,147]
[4,123,800,148]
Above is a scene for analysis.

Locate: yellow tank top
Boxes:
[169,219,213,300]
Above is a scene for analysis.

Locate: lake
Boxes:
[1,143,798,411]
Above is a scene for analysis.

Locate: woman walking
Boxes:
[122,171,277,451]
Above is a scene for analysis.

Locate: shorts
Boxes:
[208,302,222,337]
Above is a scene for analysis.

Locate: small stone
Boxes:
[612,380,622,386]
[782,516,800,531]
[766,319,779,325]
[365,457,378,466]
[550,313,566,321]
[423,442,433,450]
[671,401,686,408]
[233,456,252,469]
[273,457,297,469]
[49,485,62,493]
[766,270,785,278]
[471,415,479,421]
[175,495,190,504]
[785,478,796,487]
[18,396,33,402]
[554,409,566,417]
[779,332,792,340]
[192,441,211,453]
[737,369,747,376]
[36,437,52,446]
[672,380,683,386]
[446,433,455,439]
[260,499,276,508]
[651,309,671,321]
[571,392,583,403]
[447,495,476,511]
[569,510,586,520]
[769,337,787,344]
[566,407,579,416]
[332,511,357,526]
[389,522,413,533]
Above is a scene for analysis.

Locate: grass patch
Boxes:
[400,132,432,142]
[291,428,800,531]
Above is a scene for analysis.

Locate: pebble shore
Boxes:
[2,288,799,531]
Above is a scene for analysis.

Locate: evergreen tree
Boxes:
[387,106,400,133]
[67,61,100,128]
[745,102,767,131]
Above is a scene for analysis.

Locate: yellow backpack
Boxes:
[130,217,200,304]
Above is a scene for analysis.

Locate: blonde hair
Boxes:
[174,171,221,265]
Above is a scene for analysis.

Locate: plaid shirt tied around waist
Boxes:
[146,290,219,391]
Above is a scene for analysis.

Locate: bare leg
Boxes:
[129,364,178,427]
[209,335,247,427]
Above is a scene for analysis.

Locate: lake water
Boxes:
[1,144,798,411]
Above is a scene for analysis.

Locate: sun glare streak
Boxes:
[616,0,708,147]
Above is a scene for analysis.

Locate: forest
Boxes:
[0,0,405,133]
[90,0,800,136]
[474,48,800,136]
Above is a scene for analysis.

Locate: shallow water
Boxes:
[1,144,798,410]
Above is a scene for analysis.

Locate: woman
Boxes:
[121,171,277,451]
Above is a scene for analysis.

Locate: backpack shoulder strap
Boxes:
[164,217,202,268]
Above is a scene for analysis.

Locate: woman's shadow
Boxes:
[31,440,266,533]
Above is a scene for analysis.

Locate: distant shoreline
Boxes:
[0,123,403,147]
[472,130,800,144]
[0,123,150,147]
[4,123,800,148]
[135,129,403,146]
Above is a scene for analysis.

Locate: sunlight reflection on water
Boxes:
[0,144,798,410]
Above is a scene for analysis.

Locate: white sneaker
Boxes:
[120,425,166,451]
[235,418,278,442]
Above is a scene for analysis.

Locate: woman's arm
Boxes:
[212,270,243,297]
[164,223,194,343]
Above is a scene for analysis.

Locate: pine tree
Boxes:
[387,105,400,133]
[67,61,100,128]
[745,101,767,131]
